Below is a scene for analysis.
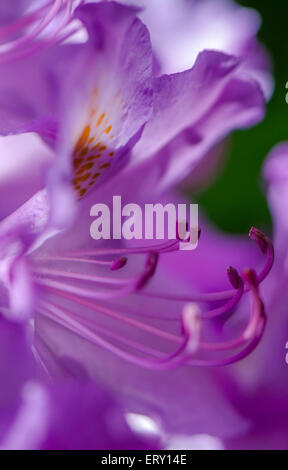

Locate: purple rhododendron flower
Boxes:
[0,0,280,451]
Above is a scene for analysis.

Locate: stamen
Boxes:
[36,266,265,369]
[0,0,82,64]
[37,300,200,370]
[68,238,180,257]
[37,255,116,267]
[249,227,268,254]
[249,227,274,283]
[135,252,158,290]
[192,268,266,365]
[141,227,274,303]
[40,295,180,344]
[110,257,128,271]
[33,252,158,299]
[241,268,265,341]
[30,228,272,371]
[38,301,170,359]
[227,265,241,289]
[202,267,243,319]
[0,3,50,41]
[0,0,64,54]
[33,267,131,285]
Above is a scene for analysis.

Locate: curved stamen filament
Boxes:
[30,228,272,370]
[35,276,137,300]
[0,0,64,53]
[0,23,81,64]
[37,255,118,267]
[67,238,180,257]
[139,228,273,303]
[0,2,51,41]
[39,288,179,342]
[38,301,169,359]
[0,0,81,63]
[34,252,158,299]
[37,301,200,370]
[36,267,265,369]
[33,267,132,285]
[249,227,274,283]
[202,268,244,319]
[190,269,266,364]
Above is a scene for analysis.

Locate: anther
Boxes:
[135,252,159,290]
[249,226,268,254]
[110,257,128,271]
[227,266,241,289]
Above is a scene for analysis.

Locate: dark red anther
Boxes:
[249,227,268,254]
[110,257,127,271]
[135,252,159,290]
[227,266,241,289]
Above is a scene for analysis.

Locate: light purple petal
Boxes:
[0,315,160,449]
[0,50,58,136]
[132,51,265,189]
[123,0,273,99]
[0,314,33,442]
[47,1,153,223]
[0,133,53,220]
[40,381,162,450]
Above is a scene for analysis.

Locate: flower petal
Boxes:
[0,314,33,442]
[132,51,265,190]
[48,1,153,210]
[123,0,273,99]
[0,133,53,220]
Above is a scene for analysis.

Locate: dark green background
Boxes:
[194,0,288,234]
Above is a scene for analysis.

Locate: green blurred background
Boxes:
[194,0,288,234]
